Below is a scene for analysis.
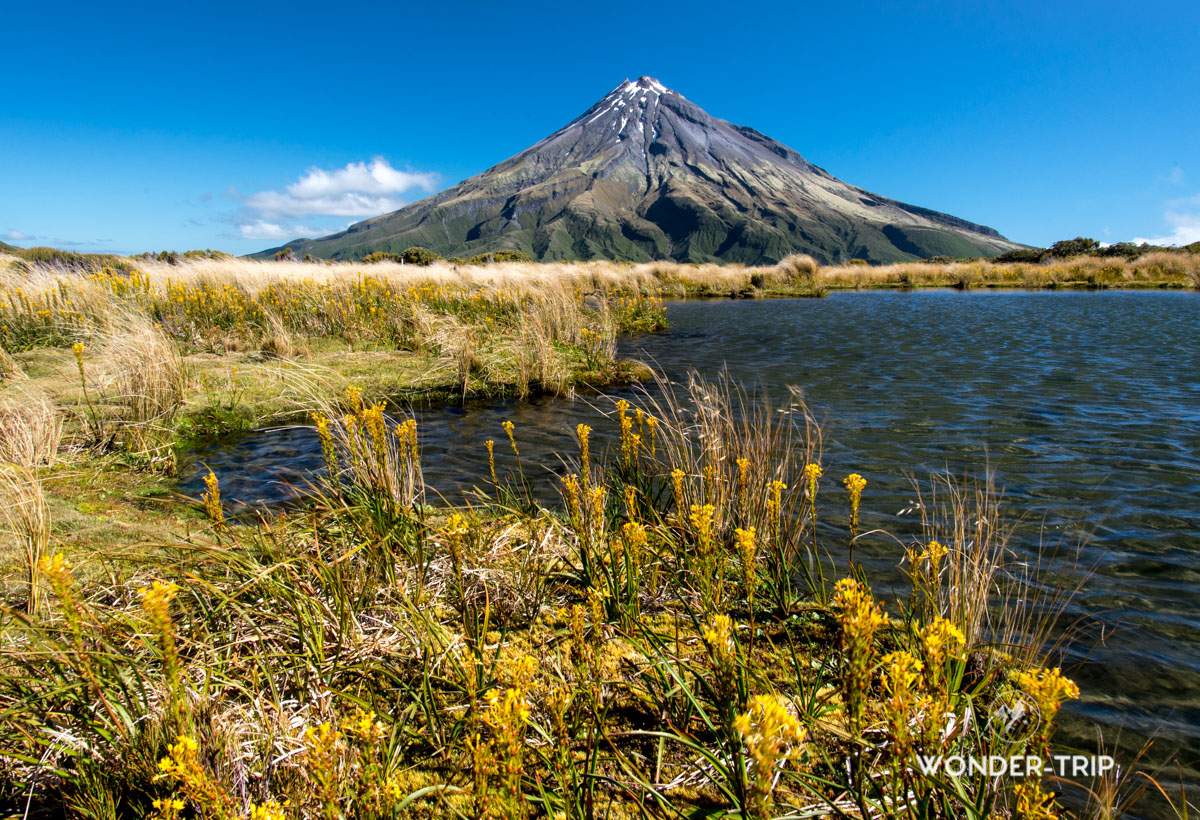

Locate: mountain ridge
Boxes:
[257,77,1021,264]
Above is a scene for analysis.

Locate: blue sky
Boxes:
[2,0,1197,255]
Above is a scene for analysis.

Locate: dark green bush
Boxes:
[994,247,1048,263]
[181,249,231,260]
[1047,237,1100,258]
[465,250,535,265]
[16,247,134,272]
[362,251,400,264]
[1095,243,1145,260]
[400,247,441,266]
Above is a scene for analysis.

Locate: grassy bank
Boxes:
[0,257,667,447]
[0,253,1193,818]
[0,255,667,571]
[0,249,1190,463]
[2,374,1152,819]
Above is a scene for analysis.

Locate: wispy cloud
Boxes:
[2,229,37,242]
[230,157,439,241]
[235,220,331,241]
[1134,192,1200,246]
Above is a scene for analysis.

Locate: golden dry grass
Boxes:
[110,250,1200,301]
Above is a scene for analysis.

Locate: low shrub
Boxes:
[400,246,442,266]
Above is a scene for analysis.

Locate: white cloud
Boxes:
[1165,165,1185,186]
[243,157,438,220]
[236,220,327,241]
[1134,194,1200,246]
[2,229,36,241]
[231,157,438,243]
[246,190,408,219]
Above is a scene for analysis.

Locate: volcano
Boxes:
[259,77,1021,264]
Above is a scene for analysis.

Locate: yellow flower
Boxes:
[344,710,384,748]
[576,423,592,481]
[735,527,759,601]
[361,402,388,466]
[139,579,179,623]
[803,462,823,487]
[201,469,223,524]
[881,650,924,694]
[441,512,470,567]
[919,616,967,671]
[702,613,734,653]
[39,551,71,580]
[561,474,583,532]
[394,417,418,465]
[671,468,686,515]
[735,694,806,817]
[150,797,186,820]
[312,412,338,476]
[832,578,888,732]
[880,650,925,752]
[155,734,234,816]
[1014,780,1060,820]
[622,520,648,566]
[587,485,606,531]
[1011,666,1080,724]
[766,479,787,539]
[703,614,739,710]
[843,473,866,534]
[247,800,289,820]
[926,540,948,565]
[689,503,716,555]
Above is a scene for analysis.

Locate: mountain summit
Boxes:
[261,77,1021,263]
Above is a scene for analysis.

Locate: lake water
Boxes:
[182,291,1200,812]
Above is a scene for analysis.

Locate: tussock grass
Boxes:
[818,253,1200,290]
[0,463,51,615]
[0,375,1146,819]
[0,387,62,467]
[0,258,666,460]
[104,316,188,451]
[0,344,24,381]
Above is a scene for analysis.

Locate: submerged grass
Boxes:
[1,370,1176,819]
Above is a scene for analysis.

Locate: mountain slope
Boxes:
[258,77,1021,264]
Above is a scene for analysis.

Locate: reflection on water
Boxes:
[183,291,1200,813]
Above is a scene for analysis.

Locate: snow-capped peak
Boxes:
[635,76,668,94]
